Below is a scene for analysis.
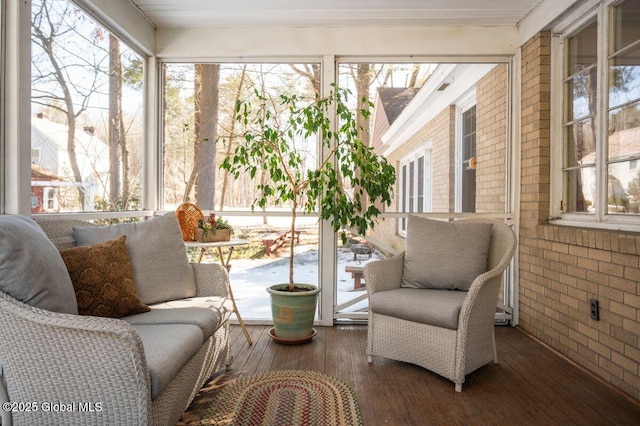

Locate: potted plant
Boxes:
[194,214,233,242]
[221,84,396,343]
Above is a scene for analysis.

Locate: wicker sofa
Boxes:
[0,214,233,425]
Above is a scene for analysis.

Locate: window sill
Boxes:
[549,218,640,234]
[540,219,640,255]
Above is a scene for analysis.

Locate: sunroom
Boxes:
[1,0,639,424]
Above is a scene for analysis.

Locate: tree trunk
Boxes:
[408,63,421,87]
[194,64,220,210]
[220,65,247,211]
[108,35,122,209]
[356,64,372,147]
[353,64,374,217]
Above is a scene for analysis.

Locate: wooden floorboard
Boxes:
[180,325,640,425]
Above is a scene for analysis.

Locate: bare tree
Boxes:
[32,1,143,213]
[109,34,125,209]
[290,64,321,95]
[219,65,247,211]
[31,0,104,208]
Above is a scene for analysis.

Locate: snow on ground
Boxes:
[224,244,385,321]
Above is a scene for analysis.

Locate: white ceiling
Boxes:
[128,0,545,29]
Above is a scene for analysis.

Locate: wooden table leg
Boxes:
[216,246,253,345]
[352,271,363,290]
[226,282,253,345]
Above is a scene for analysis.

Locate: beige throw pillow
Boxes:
[72,213,197,305]
[401,216,492,291]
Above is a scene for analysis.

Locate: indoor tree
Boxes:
[222,84,396,291]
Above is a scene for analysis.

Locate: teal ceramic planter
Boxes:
[267,283,320,341]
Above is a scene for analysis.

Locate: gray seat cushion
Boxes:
[72,213,196,305]
[0,215,78,314]
[401,216,492,291]
[123,297,233,340]
[132,323,203,399]
[147,296,234,332]
[370,288,468,330]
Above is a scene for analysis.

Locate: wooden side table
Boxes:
[184,239,253,345]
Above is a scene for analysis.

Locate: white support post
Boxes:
[318,54,337,326]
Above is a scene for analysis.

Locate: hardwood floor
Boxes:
[180,325,640,425]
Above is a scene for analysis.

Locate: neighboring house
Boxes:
[30,116,109,212]
[30,164,62,213]
[369,63,507,254]
[370,87,420,155]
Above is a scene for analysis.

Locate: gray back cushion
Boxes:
[401,216,492,290]
[0,215,78,314]
[73,213,196,305]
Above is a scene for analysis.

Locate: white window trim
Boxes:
[398,142,433,237]
[550,0,640,232]
[455,90,476,213]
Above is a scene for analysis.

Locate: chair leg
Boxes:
[367,355,373,364]
[455,383,462,392]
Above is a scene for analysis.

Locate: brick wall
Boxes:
[369,107,455,253]
[476,64,507,213]
[519,32,640,401]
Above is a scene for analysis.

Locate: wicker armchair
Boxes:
[365,218,517,392]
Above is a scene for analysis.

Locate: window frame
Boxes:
[455,90,477,213]
[398,143,432,237]
[30,0,148,216]
[550,0,640,232]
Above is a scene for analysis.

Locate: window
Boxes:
[44,187,59,211]
[31,0,145,213]
[458,101,477,213]
[31,148,41,165]
[161,62,320,211]
[398,146,432,235]
[553,0,640,228]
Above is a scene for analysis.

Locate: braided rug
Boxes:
[200,369,362,425]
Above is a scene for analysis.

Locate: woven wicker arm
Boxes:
[0,291,150,426]
[191,262,231,298]
[190,262,233,374]
[363,253,404,296]
[453,219,517,391]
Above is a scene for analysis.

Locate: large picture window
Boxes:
[30,0,144,214]
[554,0,640,227]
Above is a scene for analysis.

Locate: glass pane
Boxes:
[337,61,508,318]
[162,63,319,210]
[409,161,415,212]
[566,67,597,120]
[608,161,640,214]
[609,101,640,162]
[609,44,640,108]
[610,0,640,53]
[564,167,596,213]
[164,63,321,320]
[564,117,596,168]
[402,164,408,211]
[417,156,424,213]
[31,0,144,213]
[566,20,598,76]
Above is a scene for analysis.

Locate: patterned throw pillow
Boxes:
[60,236,150,318]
